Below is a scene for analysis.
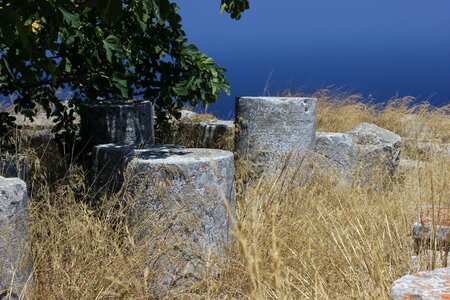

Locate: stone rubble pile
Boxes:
[7,95,449,296]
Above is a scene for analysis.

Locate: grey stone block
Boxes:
[351,123,401,177]
[235,97,317,176]
[92,144,236,292]
[0,177,32,299]
[179,110,198,120]
[91,143,133,196]
[176,120,235,151]
[391,267,450,300]
[313,124,401,183]
[79,101,155,152]
[413,206,450,253]
[314,132,355,180]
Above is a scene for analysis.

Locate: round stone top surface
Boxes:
[238,97,316,104]
[95,144,233,164]
[350,123,401,145]
[0,176,26,187]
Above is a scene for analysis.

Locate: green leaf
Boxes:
[173,82,189,96]
[133,12,147,31]
[58,8,81,28]
[63,58,72,73]
[112,73,128,98]
[102,35,121,62]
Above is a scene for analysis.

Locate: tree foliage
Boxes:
[0,0,249,144]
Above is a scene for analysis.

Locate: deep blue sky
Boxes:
[179,0,450,118]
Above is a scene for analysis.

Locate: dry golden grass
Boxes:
[2,92,449,299]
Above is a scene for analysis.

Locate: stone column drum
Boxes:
[0,177,32,299]
[93,144,236,292]
[235,97,317,176]
[79,100,155,152]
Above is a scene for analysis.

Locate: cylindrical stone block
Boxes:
[0,176,32,299]
[93,144,236,292]
[79,100,154,152]
[235,97,317,176]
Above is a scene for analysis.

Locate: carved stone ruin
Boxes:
[314,123,401,183]
[175,120,235,151]
[413,205,450,253]
[93,144,236,294]
[79,100,155,153]
[235,96,317,176]
[0,176,32,299]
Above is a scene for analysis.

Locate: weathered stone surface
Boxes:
[158,110,234,150]
[313,124,401,182]
[351,123,401,177]
[413,206,450,253]
[94,144,236,293]
[235,97,317,176]
[0,154,29,183]
[391,267,450,300]
[0,177,32,298]
[180,110,199,120]
[176,120,234,151]
[91,143,135,195]
[79,101,154,152]
[314,132,354,180]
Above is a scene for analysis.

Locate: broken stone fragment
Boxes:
[313,132,354,180]
[413,205,450,253]
[350,122,401,177]
[314,123,401,183]
[391,267,450,300]
[175,120,235,151]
